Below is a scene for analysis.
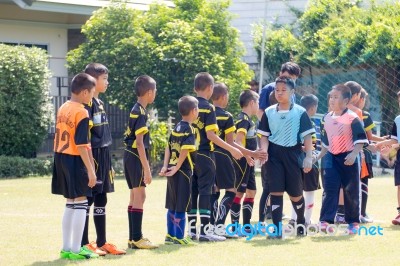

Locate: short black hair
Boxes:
[178,95,198,116]
[360,88,368,99]
[211,82,228,101]
[134,75,156,97]
[269,91,278,105]
[300,94,319,111]
[194,72,214,91]
[71,73,96,94]
[239,89,259,108]
[281,62,301,77]
[275,76,295,90]
[84,63,108,79]
[344,81,362,96]
[331,84,351,101]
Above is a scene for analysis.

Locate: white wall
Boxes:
[0,21,69,96]
[228,0,308,67]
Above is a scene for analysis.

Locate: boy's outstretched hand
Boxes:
[303,157,313,173]
[344,151,357,166]
[245,155,255,166]
[230,147,243,160]
[144,168,152,185]
[88,171,97,188]
[252,149,268,161]
[159,166,168,177]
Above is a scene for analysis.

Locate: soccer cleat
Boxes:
[68,247,97,260]
[319,221,335,234]
[360,215,373,223]
[59,250,70,259]
[199,234,226,242]
[347,223,360,235]
[334,214,346,224]
[173,236,196,245]
[267,234,282,240]
[165,234,175,245]
[392,214,400,225]
[81,246,100,258]
[130,238,158,249]
[85,242,107,256]
[188,232,198,241]
[99,242,126,255]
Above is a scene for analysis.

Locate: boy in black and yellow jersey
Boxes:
[123,75,158,249]
[82,63,125,256]
[231,90,260,233]
[160,96,198,245]
[188,72,243,242]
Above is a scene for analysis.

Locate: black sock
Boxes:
[210,192,220,225]
[81,196,93,246]
[259,189,269,222]
[216,191,235,225]
[132,208,143,242]
[94,193,107,247]
[291,197,305,224]
[361,178,368,216]
[397,207,400,214]
[230,197,242,230]
[337,204,345,217]
[270,195,283,228]
[199,195,211,235]
[242,197,254,225]
[128,206,133,241]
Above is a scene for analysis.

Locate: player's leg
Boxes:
[335,188,345,224]
[216,188,236,226]
[188,170,199,239]
[62,198,75,254]
[231,157,247,230]
[392,154,400,225]
[259,163,270,222]
[242,167,256,226]
[210,185,220,225]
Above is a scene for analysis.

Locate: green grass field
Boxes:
[1,174,399,266]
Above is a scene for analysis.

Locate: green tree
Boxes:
[67,0,252,118]
[0,44,52,157]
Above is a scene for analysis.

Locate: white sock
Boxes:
[304,191,315,224]
[62,202,75,251]
[71,200,88,253]
[291,205,297,221]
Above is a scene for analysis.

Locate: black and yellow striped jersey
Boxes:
[215,106,235,145]
[85,98,112,148]
[362,110,375,132]
[192,97,218,151]
[167,121,196,171]
[123,102,150,149]
[235,112,257,151]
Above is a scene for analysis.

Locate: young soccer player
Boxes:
[188,72,243,242]
[258,77,314,238]
[123,75,158,249]
[289,94,321,226]
[376,91,400,225]
[230,90,260,232]
[52,73,99,260]
[317,84,368,234]
[81,63,126,255]
[160,96,198,245]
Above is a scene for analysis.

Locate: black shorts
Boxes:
[266,142,304,197]
[92,147,115,194]
[52,153,92,199]
[214,148,235,189]
[165,169,192,212]
[395,150,400,186]
[234,157,257,193]
[303,161,321,191]
[124,148,147,189]
[261,163,268,189]
[193,150,216,195]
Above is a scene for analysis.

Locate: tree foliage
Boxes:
[67,0,252,117]
[0,44,52,157]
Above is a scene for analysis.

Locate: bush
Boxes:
[0,44,52,158]
[148,119,171,171]
[0,156,53,178]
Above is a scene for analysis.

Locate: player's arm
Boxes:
[136,133,152,185]
[303,134,313,173]
[207,130,242,160]
[165,149,189,177]
[345,117,369,165]
[77,146,96,188]
[159,145,170,176]
[259,136,269,165]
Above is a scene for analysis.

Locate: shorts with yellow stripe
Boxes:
[124,147,148,189]
[214,147,236,189]
[165,168,192,212]
[193,150,216,195]
[234,157,256,193]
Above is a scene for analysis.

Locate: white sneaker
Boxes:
[199,234,226,242]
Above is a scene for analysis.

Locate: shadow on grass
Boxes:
[31,253,126,266]
[249,236,299,246]
[309,234,357,242]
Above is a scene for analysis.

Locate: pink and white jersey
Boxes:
[321,109,368,155]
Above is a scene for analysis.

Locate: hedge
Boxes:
[0,156,52,178]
